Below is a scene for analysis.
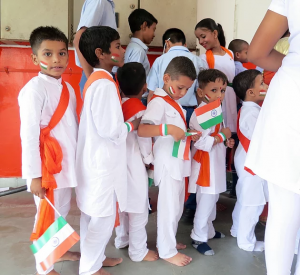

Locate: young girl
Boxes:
[194,18,237,133]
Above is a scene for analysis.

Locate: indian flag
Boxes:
[30,216,80,272]
[148,165,154,187]
[195,99,223,130]
[172,136,192,160]
[259,90,267,96]
[40,61,48,70]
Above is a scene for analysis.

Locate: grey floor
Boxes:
[0,187,297,275]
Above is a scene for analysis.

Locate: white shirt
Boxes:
[18,73,78,190]
[122,98,153,213]
[141,88,191,184]
[234,102,268,206]
[201,52,237,132]
[188,102,226,195]
[75,0,116,67]
[246,0,300,193]
[75,69,128,217]
[147,46,208,106]
[124,38,150,75]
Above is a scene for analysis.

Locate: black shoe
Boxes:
[180,208,195,224]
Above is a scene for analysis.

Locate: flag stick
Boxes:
[44,195,62,217]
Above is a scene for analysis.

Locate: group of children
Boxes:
[18,8,269,275]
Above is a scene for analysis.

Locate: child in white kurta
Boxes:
[189,69,234,256]
[230,70,269,252]
[138,56,201,267]
[113,63,158,262]
[18,27,79,275]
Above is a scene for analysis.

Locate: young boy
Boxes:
[189,69,235,256]
[230,69,269,252]
[228,39,249,76]
[138,56,201,267]
[18,26,79,275]
[75,26,140,275]
[114,62,158,262]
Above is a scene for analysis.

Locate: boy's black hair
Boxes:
[232,69,262,101]
[29,26,68,54]
[198,69,228,89]
[164,56,197,81]
[79,26,120,68]
[117,62,146,96]
[128,9,158,33]
[162,28,186,47]
[228,39,249,54]
[195,18,226,47]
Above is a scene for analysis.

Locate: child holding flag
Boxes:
[138,56,201,267]
[189,69,234,256]
[114,62,158,262]
[230,69,269,252]
[18,26,80,275]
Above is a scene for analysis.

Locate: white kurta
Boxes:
[201,52,237,132]
[188,102,226,195]
[141,88,191,183]
[76,69,128,217]
[235,101,268,206]
[18,73,78,189]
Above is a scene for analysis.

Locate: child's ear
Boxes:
[247,88,255,98]
[142,83,147,93]
[235,52,240,59]
[95,48,104,60]
[31,53,39,66]
[141,21,148,31]
[213,30,218,39]
[196,87,203,98]
[163,73,171,85]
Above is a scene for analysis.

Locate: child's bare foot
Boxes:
[176,243,186,250]
[38,270,60,275]
[143,250,159,261]
[164,252,192,267]
[103,257,123,267]
[56,251,80,262]
[92,268,111,275]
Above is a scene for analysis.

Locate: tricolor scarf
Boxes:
[30,81,70,241]
[206,47,234,69]
[122,98,146,122]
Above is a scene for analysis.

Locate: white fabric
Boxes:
[231,201,264,251]
[122,98,153,213]
[235,102,268,206]
[115,207,149,262]
[188,102,226,194]
[265,182,300,275]
[200,52,237,132]
[246,0,300,193]
[190,191,219,242]
[125,38,150,75]
[234,61,247,76]
[79,194,116,275]
[156,168,185,258]
[76,69,128,217]
[141,88,191,184]
[33,188,72,274]
[75,0,116,67]
[18,73,78,190]
[147,46,208,106]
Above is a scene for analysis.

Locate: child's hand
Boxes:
[30,177,45,199]
[145,164,150,169]
[221,127,232,139]
[168,125,186,142]
[226,138,235,148]
[131,117,142,131]
[188,130,202,142]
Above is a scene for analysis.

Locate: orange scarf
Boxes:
[122,98,146,121]
[30,81,69,241]
[193,124,221,187]
[206,47,234,69]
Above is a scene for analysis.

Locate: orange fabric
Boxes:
[206,47,234,69]
[263,70,276,86]
[151,94,187,128]
[242,62,257,70]
[193,124,221,187]
[81,70,122,227]
[122,98,146,121]
[30,81,70,241]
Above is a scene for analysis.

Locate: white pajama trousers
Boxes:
[114,207,149,262]
[266,182,300,275]
[231,201,264,251]
[191,192,219,242]
[79,196,116,275]
[157,170,185,259]
[33,188,72,275]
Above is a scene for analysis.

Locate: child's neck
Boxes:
[210,44,224,56]
[132,32,147,44]
[244,98,261,105]
[40,71,62,80]
[95,64,113,73]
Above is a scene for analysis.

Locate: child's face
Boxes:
[108,39,125,67]
[195,28,218,50]
[197,78,227,103]
[31,40,68,79]
[236,44,249,63]
[143,23,156,45]
[163,74,194,101]
[247,74,268,102]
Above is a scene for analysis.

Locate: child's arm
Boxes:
[146,59,159,103]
